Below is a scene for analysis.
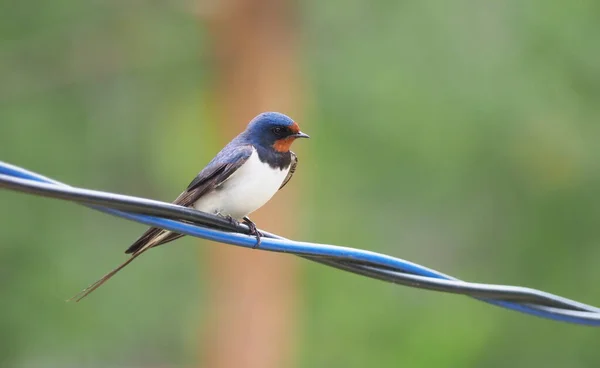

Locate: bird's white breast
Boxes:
[193,148,290,219]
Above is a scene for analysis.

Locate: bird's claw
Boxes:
[242,216,263,248]
[223,214,238,226]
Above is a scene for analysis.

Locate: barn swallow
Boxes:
[72,112,309,301]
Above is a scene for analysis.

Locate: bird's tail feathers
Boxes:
[68,232,170,302]
[125,228,183,254]
[68,251,145,302]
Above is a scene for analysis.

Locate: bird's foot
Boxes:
[242,216,263,248]
[223,214,239,227]
[216,212,239,229]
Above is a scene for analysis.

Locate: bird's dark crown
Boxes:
[242,112,308,152]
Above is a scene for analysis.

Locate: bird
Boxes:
[71,111,309,301]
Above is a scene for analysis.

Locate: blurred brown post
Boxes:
[200,0,303,367]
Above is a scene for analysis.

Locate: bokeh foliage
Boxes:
[1,1,600,367]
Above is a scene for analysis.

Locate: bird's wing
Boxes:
[69,144,254,302]
[124,144,254,254]
[279,151,298,190]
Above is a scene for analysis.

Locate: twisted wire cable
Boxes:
[1,160,599,326]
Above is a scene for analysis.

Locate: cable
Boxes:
[1,160,599,325]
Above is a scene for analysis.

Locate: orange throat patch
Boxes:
[273,137,295,152]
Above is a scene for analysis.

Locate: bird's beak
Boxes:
[292,131,310,139]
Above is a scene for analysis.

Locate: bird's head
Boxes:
[245,112,309,152]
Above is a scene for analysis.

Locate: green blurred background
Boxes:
[2,1,600,367]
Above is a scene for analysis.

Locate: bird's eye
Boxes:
[272,127,286,136]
